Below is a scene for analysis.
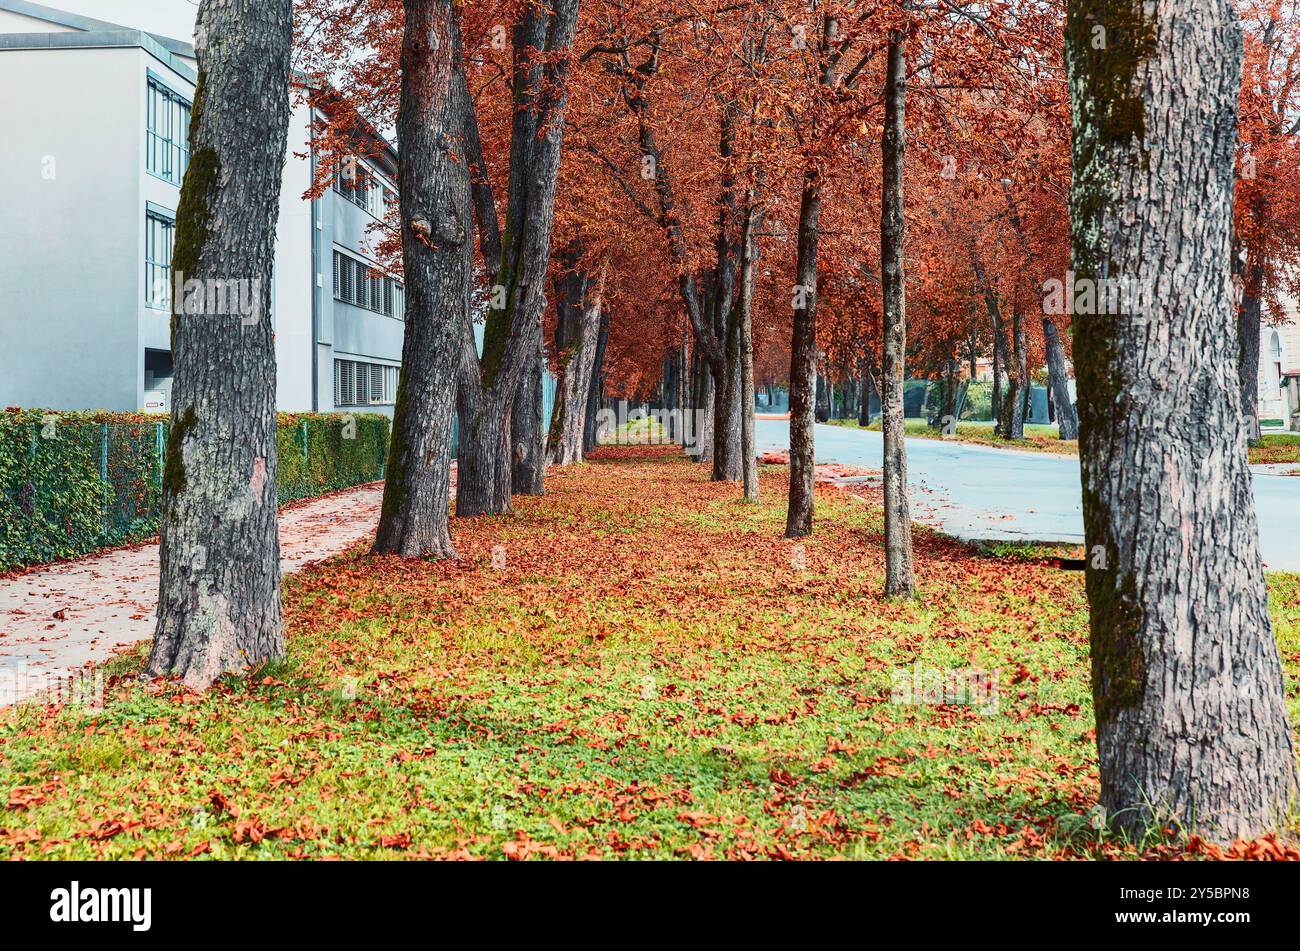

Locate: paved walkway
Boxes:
[756,418,1300,572]
[0,482,384,705]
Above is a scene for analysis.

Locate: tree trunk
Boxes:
[1238,263,1264,445]
[1005,302,1027,439]
[677,336,690,443]
[1066,0,1296,842]
[973,252,1013,437]
[713,348,743,480]
[785,169,820,538]
[814,368,831,422]
[944,358,960,422]
[737,200,760,502]
[548,260,606,464]
[783,14,838,538]
[858,365,876,426]
[710,105,744,482]
[991,315,1002,429]
[149,0,293,688]
[373,0,470,559]
[1042,315,1078,439]
[880,27,915,599]
[456,0,578,516]
[511,339,545,494]
[690,345,715,462]
[583,309,609,454]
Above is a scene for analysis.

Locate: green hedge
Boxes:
[0,410,389,573]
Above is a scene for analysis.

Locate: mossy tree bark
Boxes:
[1067,0,1296,841]
[456,0,579,516]
[148,0,293,689]
[879,26,915,598]
[371,0,469,560]
[511,341,546,495]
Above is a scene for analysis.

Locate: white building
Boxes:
[0,0,405,415]
[1258,307,1300,431]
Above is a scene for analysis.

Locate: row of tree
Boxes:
[152,0,1297,844]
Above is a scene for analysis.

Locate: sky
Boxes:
[52,0,198,43]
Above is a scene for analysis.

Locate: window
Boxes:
[332,250,404,318]
[146,76,191,184]
[1270,332,1284,398]
[332,159,396,219]
[145,210,175,309]
[334,359,398,406]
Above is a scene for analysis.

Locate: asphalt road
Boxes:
[754,418,1300,572]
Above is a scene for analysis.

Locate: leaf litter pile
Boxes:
[3,446,1298,860]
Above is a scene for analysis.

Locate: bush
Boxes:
[0,409,389,572]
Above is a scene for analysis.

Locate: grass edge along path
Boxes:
[826,417,1300,466]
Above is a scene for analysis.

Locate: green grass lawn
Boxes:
[1254,433,1300,466]
[827,417,1080,456]
[2,446,1297,860]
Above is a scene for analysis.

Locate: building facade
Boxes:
[1258,307,1300,431]
[0,0,405,416]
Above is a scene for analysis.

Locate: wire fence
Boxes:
[0,413,388,572]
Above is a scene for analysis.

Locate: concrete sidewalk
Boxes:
[0,482,385,705]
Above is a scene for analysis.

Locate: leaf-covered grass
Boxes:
[1253,433,1300,466]
[2,446,1297,860]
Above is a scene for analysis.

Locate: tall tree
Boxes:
[1067,0,1296,840]
[372,0,472,559]
[784,11,841,538]
[456,0,581,515]
[148,0,294,688]
[547,253,608,465]
[737,196,761,502]
[880,24,915,598]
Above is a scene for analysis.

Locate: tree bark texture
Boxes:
[372,0,468,561]
[1238,262,1264,445]
[149,0,294,688]
[547,257,606,464]
[880,27,916,599]
[456,0,579,515]
[583,309,610,455]
[785,169,820,538]
[1043,315,1079,439]
[511,339,545,494]
[1066,0,1296,841]
[737,199,760,502]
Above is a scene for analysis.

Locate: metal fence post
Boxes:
[100,422,110,539]
[302,419,309,463]
[156,422,165,485]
